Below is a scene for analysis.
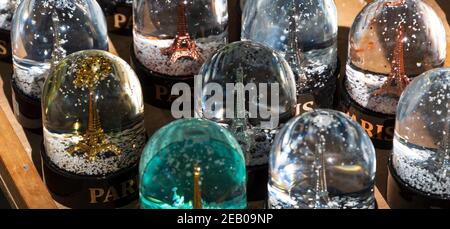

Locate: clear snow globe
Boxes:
[393,68,450,198]
[346,0,446,115]
[11,0,108,100]
[133,0,228,76]
[139,118,247,209]
[196,41,297,167]
[42,50,146,176]
[269,110,377,209]
[242,0,338,92]
[0,0,19,30]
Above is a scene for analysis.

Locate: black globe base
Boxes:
[387,159,450,209]
[41,144,139,209]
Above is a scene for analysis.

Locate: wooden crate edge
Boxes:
[0,107,57,209]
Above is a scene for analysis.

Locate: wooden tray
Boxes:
[6,0,449,209]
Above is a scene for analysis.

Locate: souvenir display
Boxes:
[1,0,450,211]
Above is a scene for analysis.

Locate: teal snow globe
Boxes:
[139,118,247,209]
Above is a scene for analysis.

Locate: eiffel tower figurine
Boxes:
[193,166,202,209]
[50,11,65,68]
[285,1,306,82]
[230,65,253,162]
[313,142,331,208]
[161,0,202,63]
[67,56,122,161]
[372,24,409,97]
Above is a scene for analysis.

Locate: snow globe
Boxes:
[0,0,19,61]
[242,0,338,114]
[269,109,376,209]
[132,0,228,135]
[11,0,108,130]
[339,0,446,149]
[139,118,247,209]
[388,68,450,209]
[97,0,133,35]
[41,50,146,209]
[196,41,297,203]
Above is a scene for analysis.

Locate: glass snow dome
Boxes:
[0,0,19,30]
[269,110,376,209]
[393,68,450,198]
[346,0,446,115]
[42,50,146,176]
[196,41,297,167]
[12,0,108,100]
[139,118,247,209]
[133,0,228,76]
[242,0,338,92]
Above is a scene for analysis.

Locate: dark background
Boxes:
[0,194,8,209]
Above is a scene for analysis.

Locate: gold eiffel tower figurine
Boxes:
[372,24,410,97]
[161,0,202,63]
[66,56,122,161]
[193,166,203,209]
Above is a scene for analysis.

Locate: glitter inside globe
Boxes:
[393,68,450,198]
[269,110,376,209]
[196,41,297,167]
[133,0,228,76]
[242,0,338,93]
[345,0,446,115]
[139,118,247,209]
[12,0,108,100]
[0,0,19,30]
[42,50,146,176]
